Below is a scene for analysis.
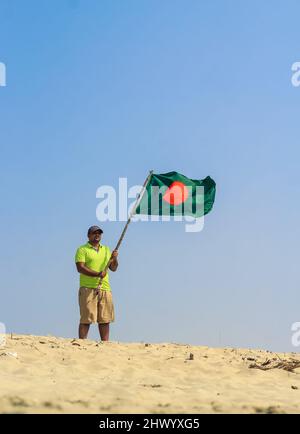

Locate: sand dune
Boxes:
[0,334,300,414]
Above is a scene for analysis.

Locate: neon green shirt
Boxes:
[75,242,111,290]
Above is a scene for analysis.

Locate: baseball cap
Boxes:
[87,225,103,235]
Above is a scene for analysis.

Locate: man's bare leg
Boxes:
[98,323,109,341]
[79,323,90,339]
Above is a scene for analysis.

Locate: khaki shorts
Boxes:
[78,287,115,324]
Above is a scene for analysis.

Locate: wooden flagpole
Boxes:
[97,170,153,289]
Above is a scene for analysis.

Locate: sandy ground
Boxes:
[0,334,300,414]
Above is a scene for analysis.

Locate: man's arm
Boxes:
[76,262,106,278]
[109,250,118,272]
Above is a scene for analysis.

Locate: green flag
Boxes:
[135,171,216,218]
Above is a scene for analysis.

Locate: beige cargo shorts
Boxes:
[78,287,115,324]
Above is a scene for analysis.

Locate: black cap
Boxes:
[87,225,103,235]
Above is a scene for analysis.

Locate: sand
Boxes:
[0,334,300,414]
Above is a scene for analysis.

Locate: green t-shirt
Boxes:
[75,242,111,290]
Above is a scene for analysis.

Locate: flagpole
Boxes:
[97,170,153,289]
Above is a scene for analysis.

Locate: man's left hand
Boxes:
[109,250,119,272]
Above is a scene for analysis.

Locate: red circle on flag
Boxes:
[162,181,189,206]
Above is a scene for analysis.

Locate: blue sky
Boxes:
[0,0,299,351]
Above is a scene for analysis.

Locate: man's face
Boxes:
[88,230,102,243]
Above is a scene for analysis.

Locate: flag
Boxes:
[135,171,216,218]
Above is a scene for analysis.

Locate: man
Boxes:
[75,225,118,341]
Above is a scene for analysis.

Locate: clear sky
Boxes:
[1,0,299,352]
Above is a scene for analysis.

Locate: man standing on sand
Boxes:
[75,226,118,341]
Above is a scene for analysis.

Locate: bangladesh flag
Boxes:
[135,171,216,218]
